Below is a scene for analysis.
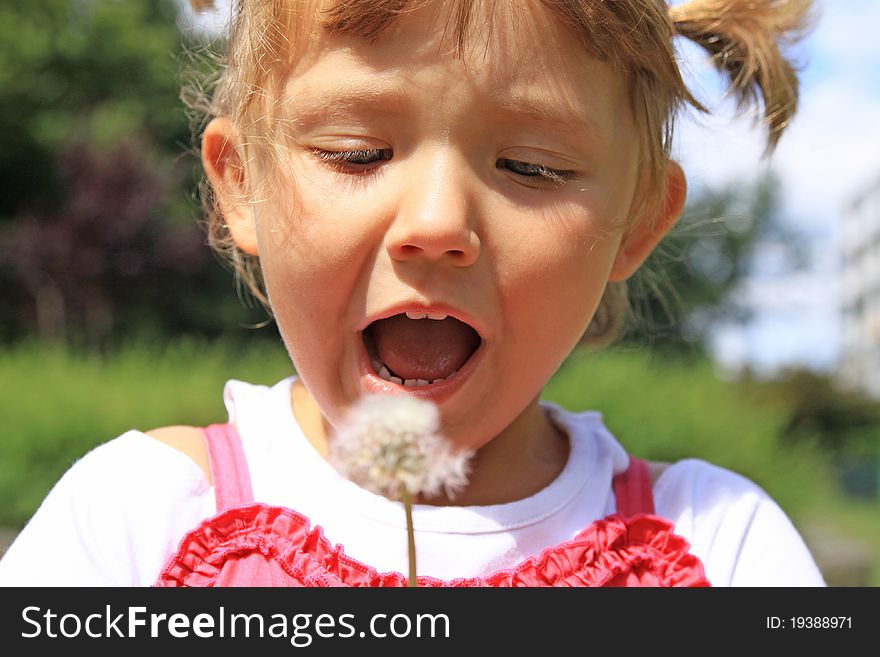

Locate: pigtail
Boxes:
[668,0,814,153]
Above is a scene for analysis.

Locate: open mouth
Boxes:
[362,312,482,388]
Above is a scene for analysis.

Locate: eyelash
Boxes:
[312,148,392,172]
[311,148,575,185]
[495,158,575,185]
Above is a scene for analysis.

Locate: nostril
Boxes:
[394,244,465,259]
[389,237,478,265]
[399,245,420,256]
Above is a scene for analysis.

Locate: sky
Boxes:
[671,0,880,375]
[179,0,880,375]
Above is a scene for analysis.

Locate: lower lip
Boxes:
[358,333,484,405]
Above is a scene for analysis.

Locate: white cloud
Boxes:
[775,80,880,229]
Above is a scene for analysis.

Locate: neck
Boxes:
[290,378,333,458]
[290,381,570,507]
[429,396,569,506]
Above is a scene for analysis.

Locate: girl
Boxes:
[0,0,824,586]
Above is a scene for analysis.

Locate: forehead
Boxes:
[279,0,629,136]
[301,1,591,77]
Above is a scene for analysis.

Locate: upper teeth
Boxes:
[405,311,448,320]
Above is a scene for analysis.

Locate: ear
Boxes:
[609,161,687,282]
[202,117,259,256]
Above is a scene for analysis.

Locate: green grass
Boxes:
[1,338,877,584]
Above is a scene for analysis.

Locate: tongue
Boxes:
[371,315,480,381]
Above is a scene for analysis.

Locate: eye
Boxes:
[497,158,575,186]
[312,148,393,173]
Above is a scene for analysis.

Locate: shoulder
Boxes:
[654,457,760,500]
[54,429,211,490]
[653,459,825,586]
[0,430,214,585]
[44,429,213,514]
[145,425,211,483]
[652,458,784,529]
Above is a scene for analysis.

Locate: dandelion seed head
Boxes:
[329,393,473,501]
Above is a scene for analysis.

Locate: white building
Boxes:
[840,178,880,398]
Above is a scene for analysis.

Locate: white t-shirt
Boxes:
[0,377,825,586]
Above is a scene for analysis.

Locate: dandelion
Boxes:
[329,393,473,586]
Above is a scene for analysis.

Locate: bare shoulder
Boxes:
[144,426,211,483]
[647,460,671,486]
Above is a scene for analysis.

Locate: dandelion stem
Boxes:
[402,489,417,587]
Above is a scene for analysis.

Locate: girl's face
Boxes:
[227,4,653,453]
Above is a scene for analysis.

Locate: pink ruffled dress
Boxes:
[156,424,710,587]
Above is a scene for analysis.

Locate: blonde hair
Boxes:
[186,0,813,344]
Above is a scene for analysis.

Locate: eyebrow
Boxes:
[285,79,601,146]
[487,89,602,146]
[285,79,410,125]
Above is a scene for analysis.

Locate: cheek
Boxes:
[256,180,377,302]
[254,185,381,365]
[494,204,622,350]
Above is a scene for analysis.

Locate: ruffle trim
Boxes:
[155,504,710,587]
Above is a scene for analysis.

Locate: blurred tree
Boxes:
[0,0,269,344]
[621,173,807,353]
[767,368,880,455]
[1,140,209,345]
[0,0,188,216]
[743,367,880,499]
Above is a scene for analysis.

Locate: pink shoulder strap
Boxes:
[612,456,655,517]
[201,423,254,511]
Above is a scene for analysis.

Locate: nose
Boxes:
[385,148,480,267]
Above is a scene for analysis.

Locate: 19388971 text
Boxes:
[766,616,852,630]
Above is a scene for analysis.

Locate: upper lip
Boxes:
[357,300,486,339]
